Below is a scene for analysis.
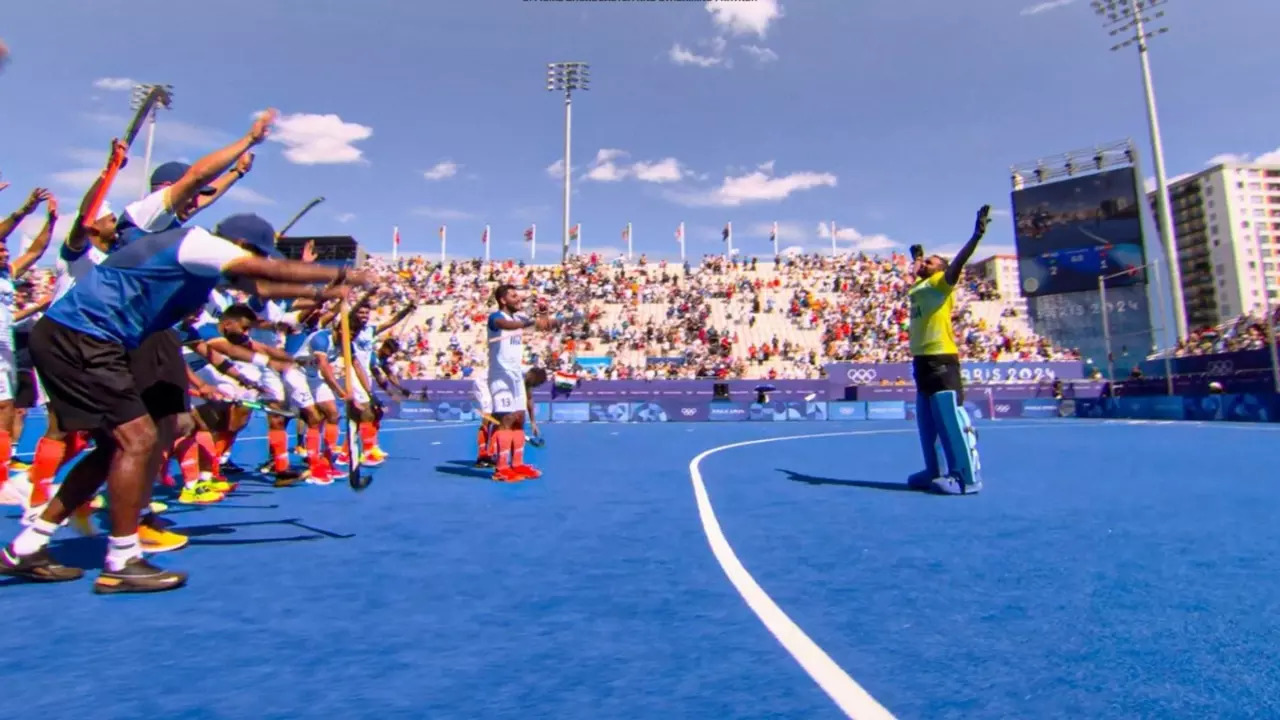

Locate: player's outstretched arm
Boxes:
[224,254,373,289]
[944,205,991,286]
[184,152,253,220]
[0,187,46,243]
[11,194,56,278]
[171,111,275,221]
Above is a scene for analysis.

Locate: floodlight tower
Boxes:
[131,83,174,199]
[1092,0,1186,343]
[547,61,589,266]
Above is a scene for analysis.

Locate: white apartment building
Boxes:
[1151,161,1280,328]
[970,254,1021,298]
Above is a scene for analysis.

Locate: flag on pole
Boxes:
[675,223,683,244]
[524,226,535,242]
[393,226,400,247]
[569,224,580,242]
[439,225,446,239]
[721,222,731,243]
[481,226,489,244]
[769,222,777,243]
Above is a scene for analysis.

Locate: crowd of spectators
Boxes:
[343,251,1080,381]
[1168,308,1280,357]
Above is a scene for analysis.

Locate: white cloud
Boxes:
[669,44,723,68]
[86,113,231,150]
[225,186,275,205]
[581,149,688,184]
[423,160,460,181]
[410,207,475,221]
[670,162,837,207]
[92,77,136,91]
[1258,148,1280,164]
[269,112,372,165]
[741,45,779,64]
[546,159,569,179]
[707,0,783,37]
[779,245,805,257]
[335,212,356,223]
[1020,0,1075,16]
[1144,172,1193,193]
[816,222,896,252]
[584,148,631,182]
[632,158,684,183]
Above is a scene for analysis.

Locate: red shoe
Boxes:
[511,464,542,480]
[491,467,522,483]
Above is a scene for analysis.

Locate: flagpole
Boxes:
[772,221,778,257]
[531,223,537,261]
[725,221,732,261]
[678,222,685,262]
[484,224,491,263]
[576,222,582,256]
[626,222,632,261]
[440,225,447,266]
[392,225,399,262]
[830,221,837,256]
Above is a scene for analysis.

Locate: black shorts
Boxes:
[30,319,188,432]
[127,329,189,421]
[912,354,963,403]
[14,368,40,409]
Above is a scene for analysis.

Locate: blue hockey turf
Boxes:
[2,417,1278,719]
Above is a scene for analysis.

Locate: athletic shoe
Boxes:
[306,472,334,486]
[294,445,308,458]
[0,546,84,583]
[138,525,189,553]
[361,451,385,467]
[366,447,388,462]
[221,460,245,475]
[148,501,169,515]
[474,456,495,468]
[203,479,238,494]
[511,465,543,480]
[929,474,982,496]
[89,494,106,510]
[491,467,522,483]
[331,452,350,467]
[906,470,935,491]
[10,460,30,472]
[178,486,224,505]
[93,557,187,594]
[272,469,303,488]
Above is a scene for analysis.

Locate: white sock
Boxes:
[105,534,142,572]
[12,518,58,556]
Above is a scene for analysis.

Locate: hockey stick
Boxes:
[237,399,298,418]
[82,85,172,227]
[339,304,370,491]
[277,196,325,238]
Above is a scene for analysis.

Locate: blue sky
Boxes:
[1,0,1277,266]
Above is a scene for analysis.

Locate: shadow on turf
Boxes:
[779,468,919,493]
[0,518,356,581]
[437,461,491,479]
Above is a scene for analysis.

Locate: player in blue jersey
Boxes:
[486,284,556,482]
[0,213,370,593]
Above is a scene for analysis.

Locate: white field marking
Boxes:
[688,424,1050,720]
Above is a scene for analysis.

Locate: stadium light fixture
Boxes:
[131,83,174,200]
[1092,0,1186,343]
[547,61,590,266]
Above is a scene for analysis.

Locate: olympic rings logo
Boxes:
[681,408,698,416]
[1206,360,1234,375]
[846,368,878,384]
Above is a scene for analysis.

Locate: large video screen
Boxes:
[1011,166,1148,298]
[1028,284,1153,375]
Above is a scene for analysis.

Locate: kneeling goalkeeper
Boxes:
[905,205,989,495]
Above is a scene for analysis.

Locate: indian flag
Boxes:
[554,371,577,391]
